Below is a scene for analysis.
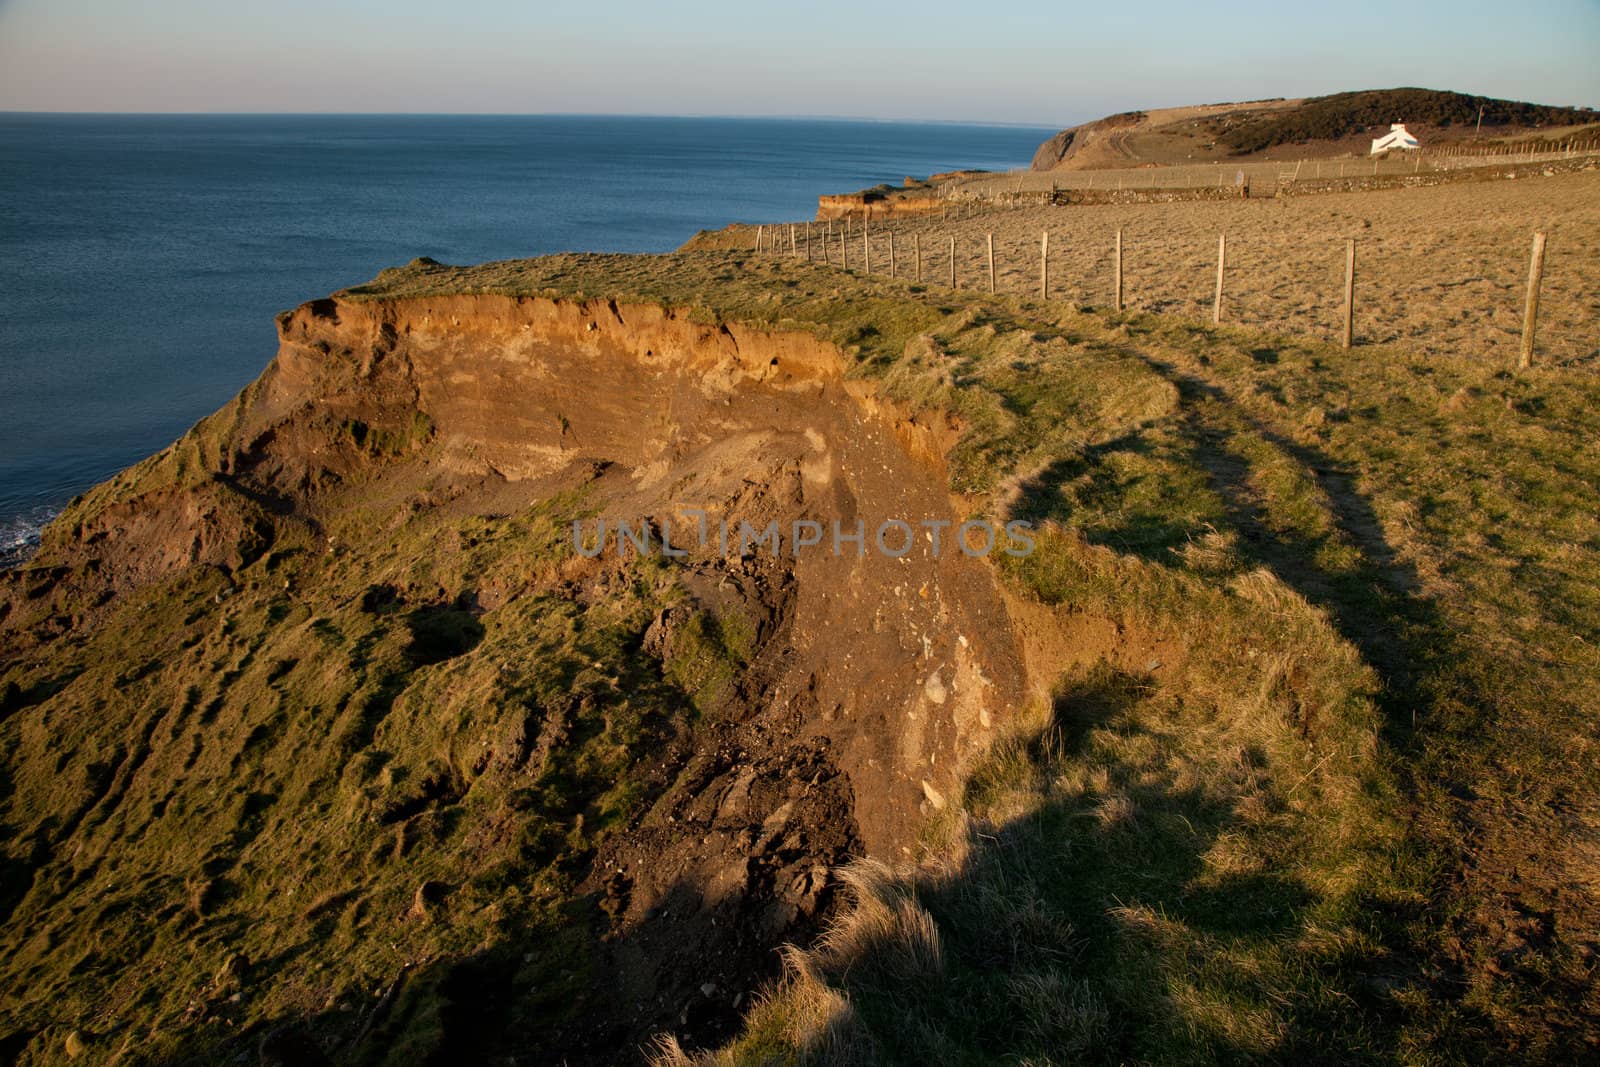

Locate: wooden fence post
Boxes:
[1213,234,1226,324]
[949,236,956,288]
[806,222,812,262]
[864,222,871,274]
[1040,230,1049,298]
[755,225,763,252]
[1114,229,1124,311]
[915,233,922,283]
[1341,239,1356,349]
[1520,230,1547,370]
[987,233,996,294]
[889,232,896,277]
[789,223,796,255]
[841,229,848,271]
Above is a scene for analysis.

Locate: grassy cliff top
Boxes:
[4,247,1599,1063]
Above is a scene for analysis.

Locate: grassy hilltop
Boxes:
[1030,87,1600,170]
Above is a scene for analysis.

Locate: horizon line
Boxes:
[0,109,1065,129]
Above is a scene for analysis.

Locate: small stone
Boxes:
[700,982,717,997]
[65,1031,86,1059]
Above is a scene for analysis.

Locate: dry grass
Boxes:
[699,170,1600,367]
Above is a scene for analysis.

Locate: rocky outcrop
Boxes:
[1028,110,1148,171]
[1030,127,1080,171]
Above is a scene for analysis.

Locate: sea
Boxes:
[0,114,1053,563]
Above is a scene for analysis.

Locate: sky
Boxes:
[1,0,1596,125]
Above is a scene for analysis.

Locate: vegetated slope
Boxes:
[1031,88,1599,170]
[1219,88,1599,154]
[3,251,1598,1065]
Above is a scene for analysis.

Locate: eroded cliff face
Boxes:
[0,291,1028,1062]
[260,293,1026,852]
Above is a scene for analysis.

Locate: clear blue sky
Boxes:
[1,0,1595,124]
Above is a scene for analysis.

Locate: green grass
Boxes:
[0,490,710,1063]
[5,249,1599,1064]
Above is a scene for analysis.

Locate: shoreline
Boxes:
[0,115,1049,565]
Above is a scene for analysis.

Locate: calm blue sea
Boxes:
[0,114,1051,560]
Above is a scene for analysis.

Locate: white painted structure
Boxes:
[1370,123,1421,155]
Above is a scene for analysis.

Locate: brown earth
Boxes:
[264,294,1029,854]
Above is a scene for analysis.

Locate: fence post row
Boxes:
[761,203,1576,361]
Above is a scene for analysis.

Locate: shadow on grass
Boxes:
[1011,433,1216,564]
[808,666,1380,1065]
[1005,348,1600,1056]
[1154,363,1435,722]
[1014,358,1434,737]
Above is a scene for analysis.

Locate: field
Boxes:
[697,169,1600,369]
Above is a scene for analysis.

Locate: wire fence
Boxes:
[737,172,1598,369]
